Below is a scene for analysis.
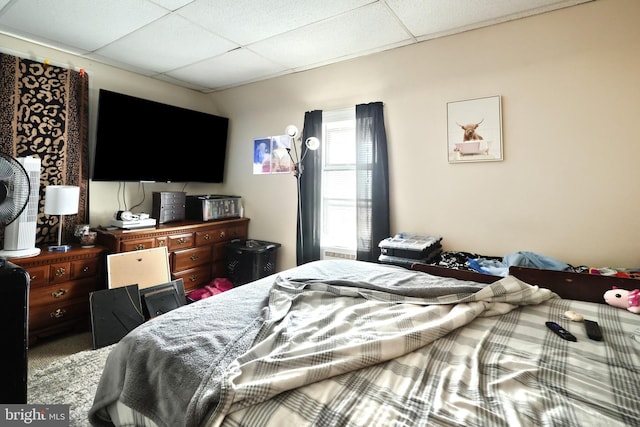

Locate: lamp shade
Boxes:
[285,125,299,138]
[44,185,80,215]
[305,137,320,150]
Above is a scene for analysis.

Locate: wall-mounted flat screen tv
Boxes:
[92,89,229,183]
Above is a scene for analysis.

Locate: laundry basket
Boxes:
[225,239,281,286]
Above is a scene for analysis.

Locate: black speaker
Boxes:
[0,259,30,404]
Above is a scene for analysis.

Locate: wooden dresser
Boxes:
[95,218,249,293]
[9,245,106,345]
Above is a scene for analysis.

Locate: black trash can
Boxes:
[226,239,281,286]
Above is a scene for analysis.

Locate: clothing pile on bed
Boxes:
[378,233,442,267]
[428,250,590,276]
[424,249,640,280]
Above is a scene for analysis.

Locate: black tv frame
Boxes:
[92,89,229,183]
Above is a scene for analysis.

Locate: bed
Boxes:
[88,259,640,427]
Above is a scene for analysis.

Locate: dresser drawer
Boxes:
[49,262,72,284]
[173,246,211,271]
[24,264,49,287]
[29,297,92,332]
[196,227,231,245]
[121,238,157,252]
[158,209,185,224]
[167,233,194,251]
[30,277,100,308]
[71,258,100,279]
[211,241,228,262]
[172,265,210,292]
[195,229,216,246]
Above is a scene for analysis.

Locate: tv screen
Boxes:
[93,89,229,183]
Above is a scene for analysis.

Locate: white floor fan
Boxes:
[0,151,35,404]
[0,153,41,261]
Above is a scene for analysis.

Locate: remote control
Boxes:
[584,320,603,341]
[545,321,577,342]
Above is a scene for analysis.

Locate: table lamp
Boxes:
[44,185,80,252]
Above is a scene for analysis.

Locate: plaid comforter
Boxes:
[205,276,639,427]
[91,261,640,427]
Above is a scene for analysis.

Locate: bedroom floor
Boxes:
[28,331,93,372]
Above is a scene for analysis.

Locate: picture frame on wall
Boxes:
[253,135,292,174]
[447,95,503,163]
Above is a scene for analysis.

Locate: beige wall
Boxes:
[212,0,640,269]
[2,0,638,270]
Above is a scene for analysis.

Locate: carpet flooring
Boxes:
[28,331,94,372]
[27,333,114,427]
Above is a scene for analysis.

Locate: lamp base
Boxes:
[48,244,72,252]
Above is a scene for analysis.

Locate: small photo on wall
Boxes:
[447,95,503,163]
[270,135,292,174]
[253,135,292,174]
[253,137,271,174]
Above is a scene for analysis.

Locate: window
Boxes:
[321,108,357,259]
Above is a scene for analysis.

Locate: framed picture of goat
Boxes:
[447,95,503,163]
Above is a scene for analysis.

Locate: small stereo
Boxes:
[114,211,151,221]
[185,195,242,222]
[114,210,135,221]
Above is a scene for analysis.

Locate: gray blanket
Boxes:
[89,260,640,426]
[89,260,494,427]
[215,278,640,427]
[205,274,555,426]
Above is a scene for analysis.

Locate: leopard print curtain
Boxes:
[0,53,89,246]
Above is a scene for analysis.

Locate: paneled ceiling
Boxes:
[0,0,593,93]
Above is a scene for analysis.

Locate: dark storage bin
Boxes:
[152,191,186,224]
[226,239,281,286]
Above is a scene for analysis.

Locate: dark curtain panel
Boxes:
[0,54,90,246]
[298,110,323,265]
[355,102,390,262]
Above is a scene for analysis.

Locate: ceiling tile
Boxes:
[177,0,374,45]
[150,0,193,11]
[166,47,289,90]
[250,2,412,70]
[92,14,238,73]
[0,0,168,53]
[386,0,590,39]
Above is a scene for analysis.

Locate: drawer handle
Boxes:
[30,274,37,280]
[55,267,66,278]
[189,255,199,261]
[82,266,90,273]
[189,275,198,282]
[158,241,166,246]
[219,231,226,239]
[203,233,211,241]
[51,289,68,298]
[177,237,187,245]
[135,244,146,250]
[50,308,66,318]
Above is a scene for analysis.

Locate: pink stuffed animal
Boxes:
[604,286,640,314]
